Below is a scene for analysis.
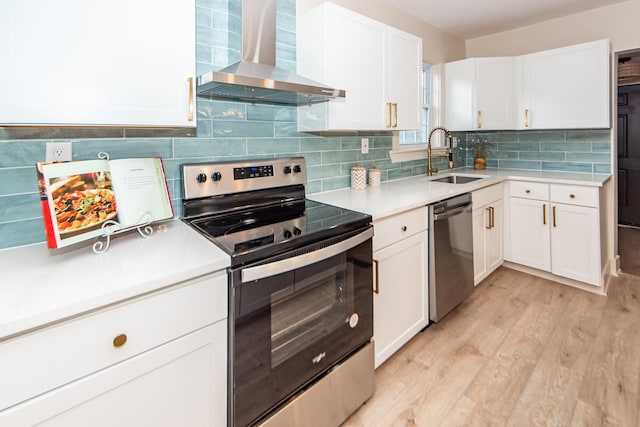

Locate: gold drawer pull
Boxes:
[393,103,398,128]
[401,225,407,232]
[525,189,531,194]
[525,109,529,127]
[570,194,576,199]
[113,334,127,348]
[543,204,547,225]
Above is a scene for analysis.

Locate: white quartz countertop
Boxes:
[0,220,229,340]
[309,167,611,220]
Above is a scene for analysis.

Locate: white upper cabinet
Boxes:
[445,57,515,131]
[518,39,610,130]
[0,1,196,127]
[444,39,610,131]
[385,27,422,130]
[297,2,422,132]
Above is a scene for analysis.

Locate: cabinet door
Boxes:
[386,27,422,130]
[508,197,551,271]
[550,203,601,286]
[444,59,475,131]
[520,39,609,129]
[373,231,428,368]
[473,199,504,285]
[0,323,227,427]
[475,58,515,130]
[473,207,489,285]
[0,1,196,127]
[486,199,504,274]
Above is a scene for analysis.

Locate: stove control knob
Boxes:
[283,230,292,239]
[211,171,222,182]
[196,173,207,183]
[293,226,302,236]
[293,165,302,173]
[283,166,292,174]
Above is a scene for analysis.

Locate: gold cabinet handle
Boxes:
[393,103,398,128]
[188,77,195,122]
[485,207,492,229]
[553,206,557,227]
[373,260,380,294]
[543,203,547,225]
[570,194,576,199]
[401,225,407,232]
[386,102,392,128]
[477,110,482,129]
[526,189,531,194]
[113,333,127,348]
[525,109,529,127]
[490,206,495,229]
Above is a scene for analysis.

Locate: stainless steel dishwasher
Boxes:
[429,193,474,322]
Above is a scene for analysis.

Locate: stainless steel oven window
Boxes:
[270,253,352,368]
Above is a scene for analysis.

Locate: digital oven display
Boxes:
[233,165,274,180]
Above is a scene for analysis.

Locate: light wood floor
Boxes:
[343,267,640,427]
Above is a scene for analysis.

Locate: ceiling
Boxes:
[376,0,629,39]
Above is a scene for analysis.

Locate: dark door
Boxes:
[618,84,640,226]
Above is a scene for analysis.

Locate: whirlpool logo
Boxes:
[312,352,326,364]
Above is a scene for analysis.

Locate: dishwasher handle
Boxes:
[433,203,472,220]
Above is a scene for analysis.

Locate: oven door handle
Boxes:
[242,227,374,283]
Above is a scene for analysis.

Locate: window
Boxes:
[399,63,432,146]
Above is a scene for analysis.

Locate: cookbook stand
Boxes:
[91,151,155,254]
[92,212,154,254]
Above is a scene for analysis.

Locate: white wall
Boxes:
[466,0,640,57]
[297,0,466,64]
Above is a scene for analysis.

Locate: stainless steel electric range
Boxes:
[181,157,375,427]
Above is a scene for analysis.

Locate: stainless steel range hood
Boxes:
[196,0,345,106]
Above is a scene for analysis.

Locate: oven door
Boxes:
[230,227,373,427]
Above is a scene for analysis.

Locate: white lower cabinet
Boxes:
[507,181,603,287]
[0,272,228,426]
[472,183,504,285]
[372,207,428,368]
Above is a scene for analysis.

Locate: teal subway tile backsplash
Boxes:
[542,162,593,173]
[0,141,47,168]
[459,130,612,173]
[541,142,590,152]
[0,167,39,195]
[0,219,46,249]
[0,193,42,222]
[212,120,274,138]
[519,151,566,161]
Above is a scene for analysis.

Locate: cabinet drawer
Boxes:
[373,207,427,251]
[550,184,599,207]
[509,181,549,200]
[0,272,227,411]
[472,183,504,207]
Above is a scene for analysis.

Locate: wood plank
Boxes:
[342,268,640,427]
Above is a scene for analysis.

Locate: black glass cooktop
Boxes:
[188,199,371,266]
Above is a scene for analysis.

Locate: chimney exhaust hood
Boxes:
[196,0,345,106]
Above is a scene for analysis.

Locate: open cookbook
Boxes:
[37,157,173,249]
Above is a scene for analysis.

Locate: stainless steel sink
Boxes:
[431,175,484,184]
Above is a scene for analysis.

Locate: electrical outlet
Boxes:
[361,138,369,154]
[46,142,72,162]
